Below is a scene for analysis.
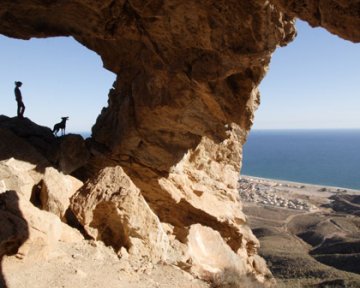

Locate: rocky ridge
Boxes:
[0,117,273,287]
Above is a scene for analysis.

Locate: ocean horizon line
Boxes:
[242,129,360,190]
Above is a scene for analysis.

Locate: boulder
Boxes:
[0,191,29,258]
[0,190,83,261]
[0,127,49,168]
[187,224,274,287]
[0,116,57,164]
[0,158,83,222]
[56,134,90,174]
[70,166,169,262]
[0,116,90,175]
[0,158,42,200]
[40,167,83,221]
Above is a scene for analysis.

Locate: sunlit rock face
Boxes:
[0,0,358,285]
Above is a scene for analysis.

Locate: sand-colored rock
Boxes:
[0,190,83,261]
[187,224,274,286]
[0,157,83,222]
[0,121,85,263]
[1,1,359,286]
[0,191,29,258]
[152,130,262,258]
[14,195,62,260]
[40,167,83,221]
[0,158,42,200]
[71,166,169,263]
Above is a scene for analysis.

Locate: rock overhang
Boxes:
[1,1,359,286]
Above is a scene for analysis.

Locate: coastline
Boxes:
[239,174,360,212]
[241,174,360,194]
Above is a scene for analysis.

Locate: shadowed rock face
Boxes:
[0,0,358,285]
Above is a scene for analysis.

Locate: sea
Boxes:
[79,130,360,190]
[241,129,360,190]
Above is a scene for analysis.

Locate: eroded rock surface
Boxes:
[0,118,85,264]
[40,167,83,221]
[71,166,169,263]
[187,224,274,286]
[271,0,360,42]
[0,116,89,175]
[1,1,359,286]
[0,190,83,262]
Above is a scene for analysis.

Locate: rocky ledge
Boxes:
[0,116,274,287]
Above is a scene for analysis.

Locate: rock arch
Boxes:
[1,1,358,285]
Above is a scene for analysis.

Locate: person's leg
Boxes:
[21,103,25,118]
[17,102,21,117]
[18,102,25,118]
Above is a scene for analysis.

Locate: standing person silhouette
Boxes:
[14,81,25,118]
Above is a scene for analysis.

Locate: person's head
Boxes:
[15,81,22,87]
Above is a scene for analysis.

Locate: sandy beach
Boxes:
[239,175,360,287]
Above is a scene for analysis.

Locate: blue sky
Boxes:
[256,20,360,129]
[0,20,359,132]
[0,35,116,132]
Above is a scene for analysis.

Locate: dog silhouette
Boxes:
[53,117,69,136]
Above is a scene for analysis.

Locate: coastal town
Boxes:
[238,176,325,211]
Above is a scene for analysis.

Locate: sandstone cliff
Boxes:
[0,1,359,287]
